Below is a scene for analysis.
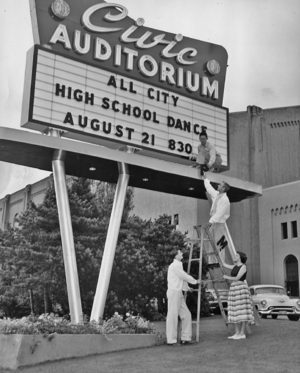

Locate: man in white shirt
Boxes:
[166,250,200,345]
[204,174,230,226]
[203,173,230,262]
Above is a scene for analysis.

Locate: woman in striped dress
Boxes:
[222,251,254,340]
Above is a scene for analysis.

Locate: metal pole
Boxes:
[50,129,83,323]
[196,227,204,343]
[91,163,130,321]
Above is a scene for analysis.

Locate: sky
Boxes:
[0,0,299,199]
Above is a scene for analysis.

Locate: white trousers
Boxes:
[166,289,192,344]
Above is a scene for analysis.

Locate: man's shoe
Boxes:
[180,340,197,345]
[167,343,181,346]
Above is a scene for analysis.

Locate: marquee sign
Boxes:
[21,46,228,164]
[23,0,229,164]
[29,0,228,107]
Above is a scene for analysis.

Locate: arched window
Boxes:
[284,255,299,296]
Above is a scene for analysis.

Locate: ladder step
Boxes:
[207,263,220,269]
[186,224,232,340]
[185,238,210,242]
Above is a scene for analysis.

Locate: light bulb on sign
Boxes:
[206,60,221,75]
[51,0,71,19]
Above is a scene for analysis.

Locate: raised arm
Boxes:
[217,249,235,270]
[224,265,247,281]
[203,176,218,199]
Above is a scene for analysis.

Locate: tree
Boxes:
[67,177,103,314]
[0,177,210,320]
[104,214,187,318]
[0,177,103,316]
[105,213,210,319]
[0,223,32,317]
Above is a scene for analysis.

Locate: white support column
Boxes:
[91,163,130,321]
[51,129,83,323]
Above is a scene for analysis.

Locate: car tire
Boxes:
[215,307,221,315]
[260,314,267,319]
[271,315,278,319]
[287,315,300,321]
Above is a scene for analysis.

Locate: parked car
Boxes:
[205,289,228,315]
[249,284,300,321]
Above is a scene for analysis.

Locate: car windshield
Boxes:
[255,287,285,295]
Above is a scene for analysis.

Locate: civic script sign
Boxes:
[22,0,229,165]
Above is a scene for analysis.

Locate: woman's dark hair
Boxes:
[237,251,247,264]
[199,131,208,139]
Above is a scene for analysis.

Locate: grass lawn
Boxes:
[7,315,300,373]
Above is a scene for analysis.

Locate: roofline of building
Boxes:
[263,180,300,192]
[230,104,300,115]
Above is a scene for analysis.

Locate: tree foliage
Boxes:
[0,177,209,320]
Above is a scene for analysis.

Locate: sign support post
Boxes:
[91,163,130,321]
[51,129,83,323]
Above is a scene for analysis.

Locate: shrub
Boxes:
[0,312,156,335]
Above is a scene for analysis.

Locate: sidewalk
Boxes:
[5,315,300,373]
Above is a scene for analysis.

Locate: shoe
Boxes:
[228,334,237,339]
[167,343,181,346]
[232,334,246,340]
[180,340,197,345]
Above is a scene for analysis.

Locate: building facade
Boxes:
[1,105,299,293]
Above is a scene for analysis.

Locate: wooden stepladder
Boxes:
[184,236,203,343]
[185,225,253,341]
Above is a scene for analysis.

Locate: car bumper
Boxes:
[258,307,300,316]
[209,302,227,313]
[208,302,219,312]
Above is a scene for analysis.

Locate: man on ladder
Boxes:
[203,173,231,263]
[201,173,260,333]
